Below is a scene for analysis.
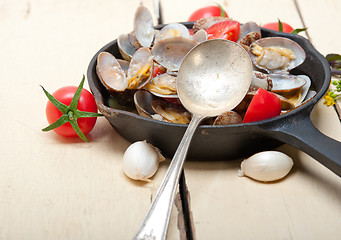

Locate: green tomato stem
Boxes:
[41,75,102,142]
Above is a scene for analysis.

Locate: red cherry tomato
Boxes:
[188,5,228,22]
[262,22,294,33]
[243,88,281,123]
[46,86,98,137]
[206,20,240,42]
[152,65,166,78]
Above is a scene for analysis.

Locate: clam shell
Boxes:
[238,22,261,46]
[249,71,273,92]
[134,90,157,118]
[269,74,306,94]
[127,32,142,49]
[126,47,154,89]
[117,59,130,72]
[213,111,242,125]
[249,37,306,73]
[151,99,191,124]
[118,34,136,61]
[303,90,316,103]
[192,29,208,43]
[145,73,178,98]
[155,23,190,43]
[152,36,197,71]
[295,75,311,106]
[277,75,311,107]
[96,52,127,92]
[134,5,155,48]
[274,93,296,110]
[193,16,230,33]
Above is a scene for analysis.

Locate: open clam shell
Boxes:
[134,90,157,118]
[134,5,155,48]
[269,73,307,94]
[145,73,178,98]
[117,34,136,61]
[152,36,197,71]
[249,37,306,73]
[117,59,130,72]
[151,99,191,124]
[96,52,127,92]
[154,23,190,43]
[126,47,154,89]
[295,75,311,106]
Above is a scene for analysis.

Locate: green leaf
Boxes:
[326,54,341,62]
[290,28,308,35]
[42,115,69,132]
[74,110,103,119]
[40,85,68,113]
[69,118,89,142]
[69,75,85,111]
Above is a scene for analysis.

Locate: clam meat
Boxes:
[145,73,177,97]
[126,47,154,89]
[249,37,306,73]
[154,23,190,43]
[250,44,296,71]
[151,99,191,124]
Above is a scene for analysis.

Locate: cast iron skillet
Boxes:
[87,23,341,177]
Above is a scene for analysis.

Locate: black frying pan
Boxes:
[87,23,341,177]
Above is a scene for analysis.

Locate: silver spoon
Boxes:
[133,39,253,240]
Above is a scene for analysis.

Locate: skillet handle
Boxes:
[261,113,341,177]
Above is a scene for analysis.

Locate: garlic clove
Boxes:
[123,140,165,182]
[238,151,294,182]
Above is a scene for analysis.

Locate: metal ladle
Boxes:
[134,39,253,240]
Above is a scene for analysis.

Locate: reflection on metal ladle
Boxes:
[133,39,253,240]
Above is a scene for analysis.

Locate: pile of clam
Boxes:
[96,5,316,125]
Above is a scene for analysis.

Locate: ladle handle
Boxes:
[262,114,341,177]
[133,114,204,240]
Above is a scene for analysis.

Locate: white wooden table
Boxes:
[0,0,340,239]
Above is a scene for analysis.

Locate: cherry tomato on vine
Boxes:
[243,88,281,123]
[262,22,294,33]
[188,5,228,22]
[41,76,102,141]
[206,20,240,42]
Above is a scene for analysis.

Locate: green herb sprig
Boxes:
[324,54,341,106]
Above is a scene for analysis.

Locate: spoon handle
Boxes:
[133,114,204,240]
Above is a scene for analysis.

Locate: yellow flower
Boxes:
[323,91,335,106]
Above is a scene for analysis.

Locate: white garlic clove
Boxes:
[238,151,294,182]
[123,140,165,182]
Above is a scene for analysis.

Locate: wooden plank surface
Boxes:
[0,0,180,239]
[0,0,340,239]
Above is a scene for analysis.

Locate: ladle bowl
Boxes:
[177,39,252,116]
[133,39,252,239]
